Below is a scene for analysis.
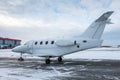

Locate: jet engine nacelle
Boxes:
[55,40,77,47]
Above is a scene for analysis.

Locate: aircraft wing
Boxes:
[87,48,120,51]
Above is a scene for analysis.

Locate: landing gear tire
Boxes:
[18,53,24,61]
[18,57,24,61]
[45,59,51,64]
[58,56,62,63]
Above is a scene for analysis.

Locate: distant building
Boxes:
[0,37,21,49]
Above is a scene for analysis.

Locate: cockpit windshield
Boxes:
[23,40,32,45]
[24,42,29,45]
[24,43,27,45]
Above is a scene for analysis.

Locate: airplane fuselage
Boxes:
[13,38,102,57]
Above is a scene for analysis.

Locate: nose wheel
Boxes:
[18,57,24,61]
[18,53,24,61]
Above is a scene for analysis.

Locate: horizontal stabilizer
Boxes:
[95,11,114,22]
[106,19,113,24]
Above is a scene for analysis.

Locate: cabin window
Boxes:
[45,41,48,44]
[83,40,87,43]
[51,41,54,44]
[35,41,37,45]
[40,41,43,45]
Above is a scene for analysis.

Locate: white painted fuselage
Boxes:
[14,38,102,57]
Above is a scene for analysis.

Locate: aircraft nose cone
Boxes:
[12,48,16,52]
[12,45,29,53]
[12,46,21,52]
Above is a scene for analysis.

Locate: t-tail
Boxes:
[81,11,114,39]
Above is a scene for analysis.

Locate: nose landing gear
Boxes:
[45,58,50,64]
[45,57,51,64]
[18,57,24,61]
[18,53,24,61]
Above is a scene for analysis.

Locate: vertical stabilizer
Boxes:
[81,11,113,39]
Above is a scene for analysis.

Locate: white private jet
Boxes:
[12,11,113,64]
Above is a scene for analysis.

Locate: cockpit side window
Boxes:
[24,43,27,45]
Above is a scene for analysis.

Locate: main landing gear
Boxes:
[58,56,62,63]
[45,58,51,64]
[18,53,24,61]
[45,56,63,64]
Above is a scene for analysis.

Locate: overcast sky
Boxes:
[0,0,120,44]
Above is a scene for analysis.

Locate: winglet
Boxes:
[95,11,114,22]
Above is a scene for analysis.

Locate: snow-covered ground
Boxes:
[0,49,19,57]
[0,67,73,80]
[0,47,120,60]
[65,47,120,60]
[0,48,120,80]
